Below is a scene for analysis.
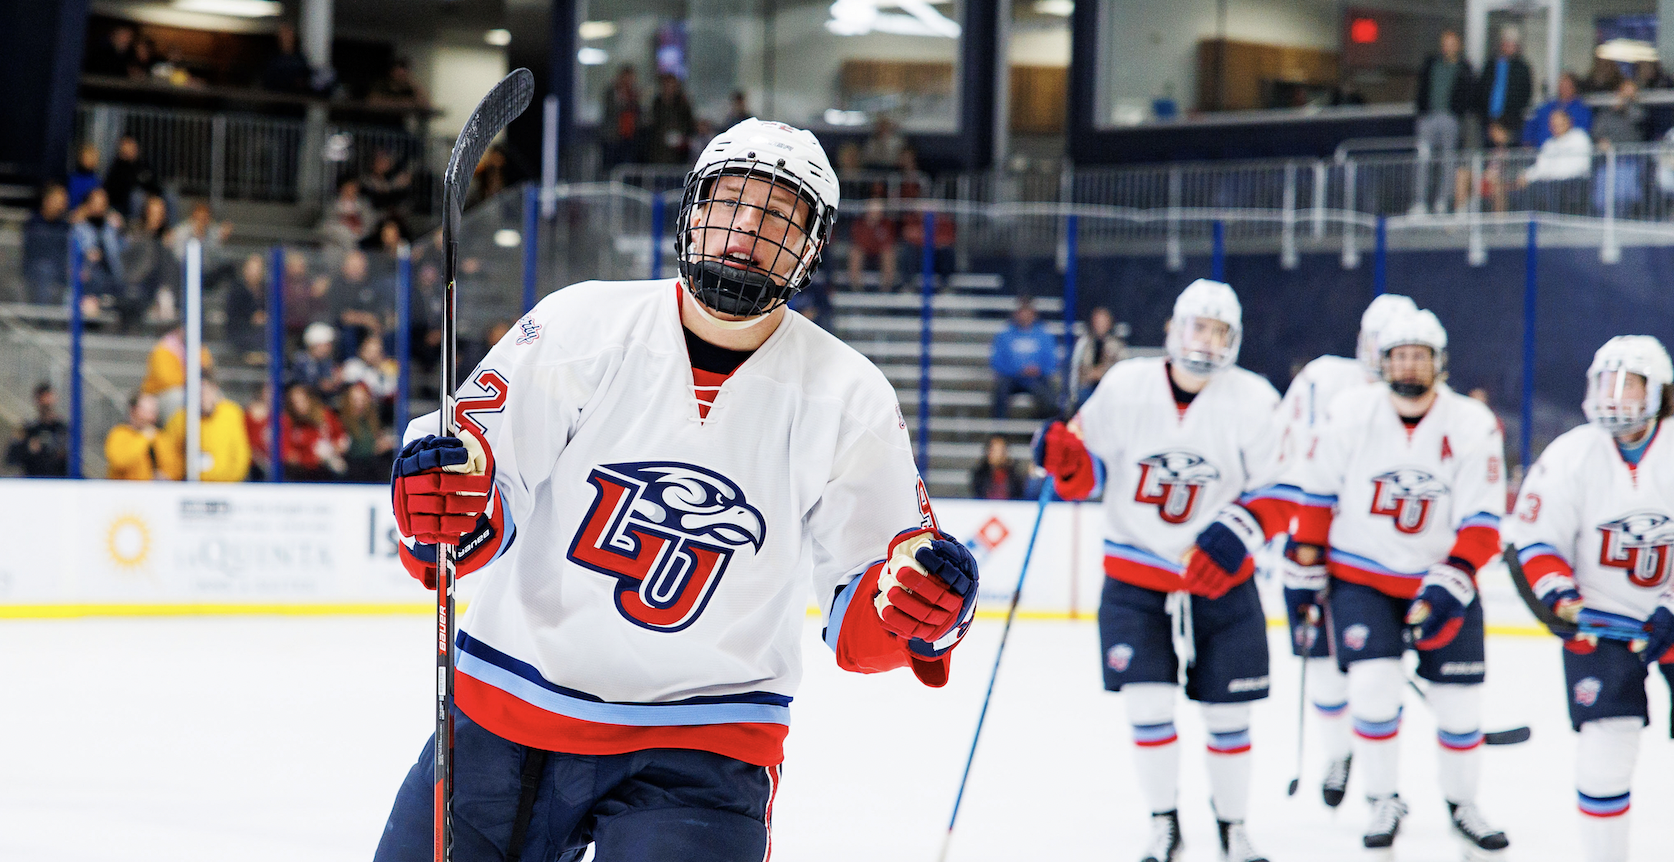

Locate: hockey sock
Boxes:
[1201,701,1253,822]
[1427,682,1483,804]
[1576,717,1640,862]
[1307,656,1352,761]
[1125,683,1180,814]
[1348,658,1405,799]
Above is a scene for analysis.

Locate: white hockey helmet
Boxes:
[1377,307,1447,397]
[676,118,840,321]
[1583,335,1673,436]
[1165,278,1242,377]
[1356,294,1418,373]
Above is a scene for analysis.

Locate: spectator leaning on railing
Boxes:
[5,383,69,479]
[990,295,1061,419]
[156,375,250,483]
[1523,71,1593,148]
[105,392,160,480]
[22,184,71,306]
[1590,79,1646,147]
[1412,30,1476,216]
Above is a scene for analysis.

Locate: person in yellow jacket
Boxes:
[156,377,251,482]
[142,326,215,420]
[105,392,160,480]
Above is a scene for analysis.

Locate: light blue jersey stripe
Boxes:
[456,651,792,726]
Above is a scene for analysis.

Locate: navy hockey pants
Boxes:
[374,708,775,862]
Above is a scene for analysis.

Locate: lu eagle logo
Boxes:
[567,461,766,632]
[1369,467,1449,534]
[1133,451,1221,524]
[1596,511,1674,589]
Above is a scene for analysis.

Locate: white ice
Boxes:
[2,616,1670,861]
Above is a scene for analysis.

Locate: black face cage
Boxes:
[675,158,835,318]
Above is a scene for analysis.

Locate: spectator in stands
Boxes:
[847,193,899,292]
[835,140,863,177]
[291,321,345,398]
[458,320,512,384]
[156,375,250,482]
[1474,121,1516,213]
[321,178,374,251]
[225,253,269,365]
[601,66,643,169]
[898,148,955,279]
[1584,56,1626,94]
[5,383,69,478]
[22,184,71,306]
[142,324,215,420]
[970,434,1025,500]
[1413,30,1475,216]
[168,201,234,264]
[128,37,160,80]
[245,383,273,481]
[1517,108,1593,212]
[1524,71,1592,147]
[1070,306,1127,406]
[105,392,159,480]
[724,90,750,128]
[1477,26,1533,144]
[282,252,330,338]
[262,23,313,94]
[104,136,161,220]
[1633,60,1673,90]
[463,146,511,210]
[369,58,430,109]
[645,73,697,165]
[361,215,409,259]
[87,25,135,77]
[338,382,397,483]
[1591,79,1645,147]
[71,187,126,312]
[330,250,392,355]
[989,296,1060,419]
[861,116,906,169]
[68,145,102,209]
[117,195,177,331]
[341,334,399,416]
[280,382,348,482]
[360,149,413,215]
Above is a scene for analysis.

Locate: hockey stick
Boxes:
[1401,676,1531,745]
[434,67,534,862]
[1284,608,1320,797]
[1502,542,1579,637]
[938,479,1053,862]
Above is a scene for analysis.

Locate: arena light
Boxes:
[484,29,512,46]
[823,109,870,126]
[827,0,960,38]
[172,0,282,17]
[579,20,619,40]
[1597,38,1658,63]
[493,229,522,248]
[1349,17,1379,44]
[577,47,610,66]
[1032,0,1074,17]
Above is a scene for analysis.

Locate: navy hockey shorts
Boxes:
[1562,639,1674,732]
[374,707,775,862]
[1328,577,1486,684]
[1097,576,1271,703]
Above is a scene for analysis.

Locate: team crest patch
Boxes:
[567,461,765,633]
[1342,624,1371,651]
[514,317,542,345]
[1107,643,1134,672]
[1574,676,1603,707]
[1133,450,1221,524]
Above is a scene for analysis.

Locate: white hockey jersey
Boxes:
[1277,355,1373,466]
[402,279,935,767]
[1073,356,1283,593]
[1504,423,1674,622]
[1279,383,1506,598]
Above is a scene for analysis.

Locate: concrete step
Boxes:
[894,389,990,409]
[852,341,998,361]
[905,415,1042,437]
[837,315,1067,338]
[830,291,1061,315]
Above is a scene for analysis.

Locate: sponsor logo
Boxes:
[1369,467,1450,534]
[1343,624,1371,651]
[1574,676,1603,707]
[1133,450,1221,524]
[1596,511,1674,589]
[1228,675,1270,693]
[1107,643,1134,672]
[1438,661,1486,676]
[514,317,542,345]
[568,461,765,633]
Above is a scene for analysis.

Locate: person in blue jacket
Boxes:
[990,295,1060,418]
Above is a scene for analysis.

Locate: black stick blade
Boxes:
[1484,726,1532,745]
[443,67,536,228]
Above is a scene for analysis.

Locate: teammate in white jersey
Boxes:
[1267,307,1510,857]
[372,119,981,861]
[1503,336,1674,862]
[1273,294,1416,808]
[1038,279,1282,862]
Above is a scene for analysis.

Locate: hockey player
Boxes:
[1503,335,1674,862]
[372,119,981,861]
[1264,307,1511,856]
[1273,293,1417,807]
[1036,279,1281,862]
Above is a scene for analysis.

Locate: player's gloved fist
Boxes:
[1032,420,1080,478]
[391,432,494,545]
[1407,562,1475,650]
[1637,596,1674,666]
[1280,541,1328,650]
[1183,504,1264,599]
[874,528,980,657]
[1538,574,1584,625]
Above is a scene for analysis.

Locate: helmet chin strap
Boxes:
[682,282,778,330]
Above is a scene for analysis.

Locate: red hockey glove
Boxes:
[1182,504,1264,599]
[874,529,979,657]
[1407,562,1475,650]
[1032,420,1095,499]
[391,433,494,545]
[1638,598,1674,666]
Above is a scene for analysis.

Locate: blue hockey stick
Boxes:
[937,479,1054,862]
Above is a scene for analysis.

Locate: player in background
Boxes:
[1037,279,1282,862]
[1503,336,1674,862]
[372,119,981,861]
[1267,307,1510,857]
[1273,293,1417,807]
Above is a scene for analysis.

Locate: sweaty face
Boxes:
[688,173,814,289]
[1383,345,1438,392]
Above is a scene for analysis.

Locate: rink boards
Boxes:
[0,477,1548,634]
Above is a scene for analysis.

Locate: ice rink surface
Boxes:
[3,614,1672,861]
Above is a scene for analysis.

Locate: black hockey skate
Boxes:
[1363,794,1408,849]
[1321,754,1351,808]
[1217,819,1269,862]
[1449,802,1509,858]
[1140,810,1182,862]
